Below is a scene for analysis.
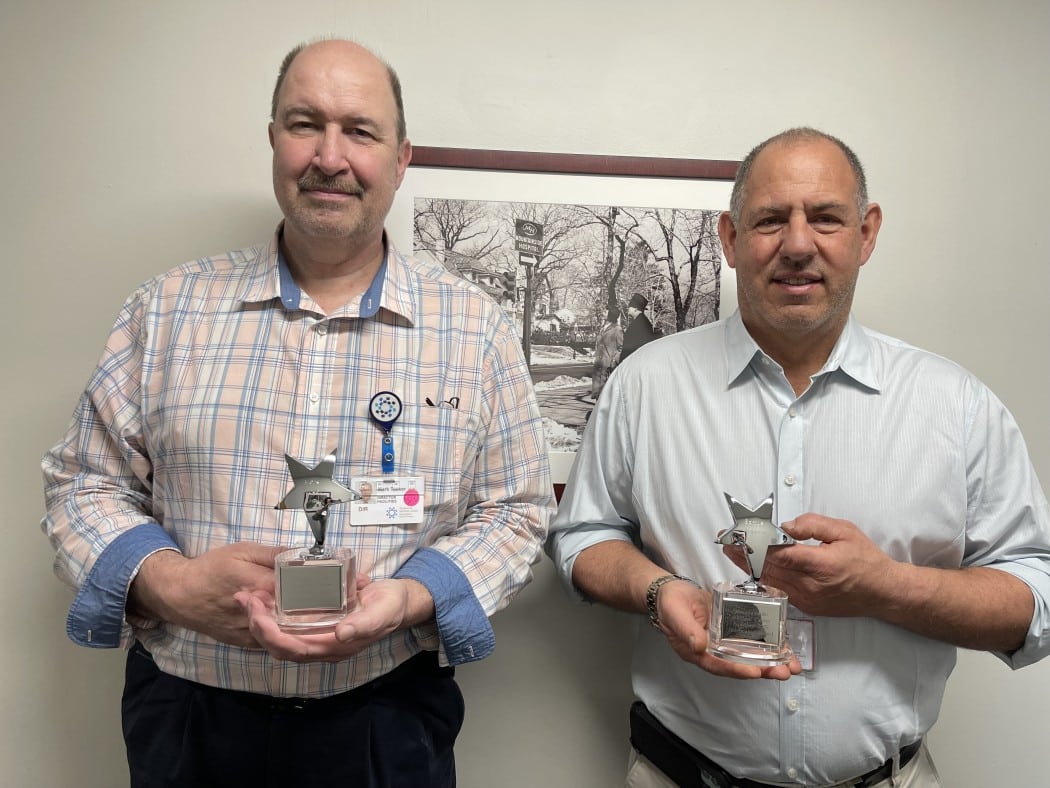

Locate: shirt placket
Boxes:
[273,313,336,696]
[763,361,809,783]
[296,316,335,456]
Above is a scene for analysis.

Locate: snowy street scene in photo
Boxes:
[412,195,727,467]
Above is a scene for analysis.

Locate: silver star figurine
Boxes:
[275,451,359,554]
[716,492,795,584]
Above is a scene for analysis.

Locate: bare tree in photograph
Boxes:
[573,205,643,325]
[414,198,503,261]
[496,201,597,364]
[633,208,722,332]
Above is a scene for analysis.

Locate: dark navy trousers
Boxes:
[122,642,463,787]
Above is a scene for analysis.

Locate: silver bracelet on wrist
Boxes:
[645,573,694,629]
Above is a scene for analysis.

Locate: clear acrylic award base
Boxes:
[274,546,356,632]
[708,580,793,666]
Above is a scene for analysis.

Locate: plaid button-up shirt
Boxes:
[43,228,553,697]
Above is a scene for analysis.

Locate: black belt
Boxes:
[630,701,922,788]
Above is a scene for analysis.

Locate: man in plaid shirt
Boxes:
[43,38,553,787]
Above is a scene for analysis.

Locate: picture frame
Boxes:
[387,147,740,487]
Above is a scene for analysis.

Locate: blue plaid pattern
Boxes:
[43,229,553,696]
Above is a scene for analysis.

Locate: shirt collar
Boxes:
[236,223,415,323]
[724,310,880,393]
[378,236,419,325]
[725,310,762,383]
[235,230,283,305]
[823,315,880,391]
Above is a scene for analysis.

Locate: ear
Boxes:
[394,139,413,189]
[718,211,738,269]
[858,202,882,266]
[268,122,275,150]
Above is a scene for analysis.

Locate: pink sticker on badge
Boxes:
[403,488,420,507]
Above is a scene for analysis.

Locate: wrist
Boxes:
[645,574,696,629]
[398,577,436,627]
[127,549,186,621]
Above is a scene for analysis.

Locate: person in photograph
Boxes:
[591,306,623,401]
[619,293,660,362]
[41,38,554,787]
[548,127,1050,787]
[358,480,374,504]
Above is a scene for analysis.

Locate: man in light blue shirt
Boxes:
[548,128,1050,788]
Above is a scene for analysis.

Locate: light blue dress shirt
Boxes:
[549,311,1050,786]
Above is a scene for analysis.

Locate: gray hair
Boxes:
[729,127,868,222]
[270,39,407,144]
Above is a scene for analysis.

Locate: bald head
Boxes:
[271,39,406,143]
[268,38,412,254]
[730,128,868,223]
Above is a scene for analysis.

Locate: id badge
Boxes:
[350,476,425,526]
[786,618,815,671]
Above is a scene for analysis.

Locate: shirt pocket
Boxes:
[385,404,480,533]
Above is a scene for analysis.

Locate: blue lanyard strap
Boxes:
[380,433,395,473]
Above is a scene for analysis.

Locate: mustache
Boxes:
[774,258,818,275]
[769,256,822,284]
[297,173,364,195]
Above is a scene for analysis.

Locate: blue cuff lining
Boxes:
[394,547,494,665]
[66,524,179,648]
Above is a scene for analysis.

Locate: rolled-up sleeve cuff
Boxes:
[395,547,494,665]
[546,524,635,602]
[66,524,179,648]
[988,562,1050,669]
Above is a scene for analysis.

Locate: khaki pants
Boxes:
[626,743,943,788]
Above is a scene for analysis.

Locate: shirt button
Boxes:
[788,407,797,418]
[309,393,320,403]
[786,698,800,712]
[784,474,796,486]
[787,767,799,779]
[316,324,328,336]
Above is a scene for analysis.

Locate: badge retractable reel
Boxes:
[357,390,426,528]
[369,391,402,473]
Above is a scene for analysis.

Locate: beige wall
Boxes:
[3,1,1048,785]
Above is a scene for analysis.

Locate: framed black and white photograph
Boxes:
[387,147,739,483]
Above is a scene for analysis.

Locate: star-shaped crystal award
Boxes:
[708,491,795,666]
[716,492,795,587]
[275,452,360,555]
[272,450,360,631]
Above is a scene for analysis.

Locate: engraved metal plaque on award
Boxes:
[273,452,360,632]
[708,492,795,665]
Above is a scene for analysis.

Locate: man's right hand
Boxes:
[655,579,801,681]
[569,541,799,680]
[127,543,284,648]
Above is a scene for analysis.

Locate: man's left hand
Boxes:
[235,576,435,662]
[749,514,902,618]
